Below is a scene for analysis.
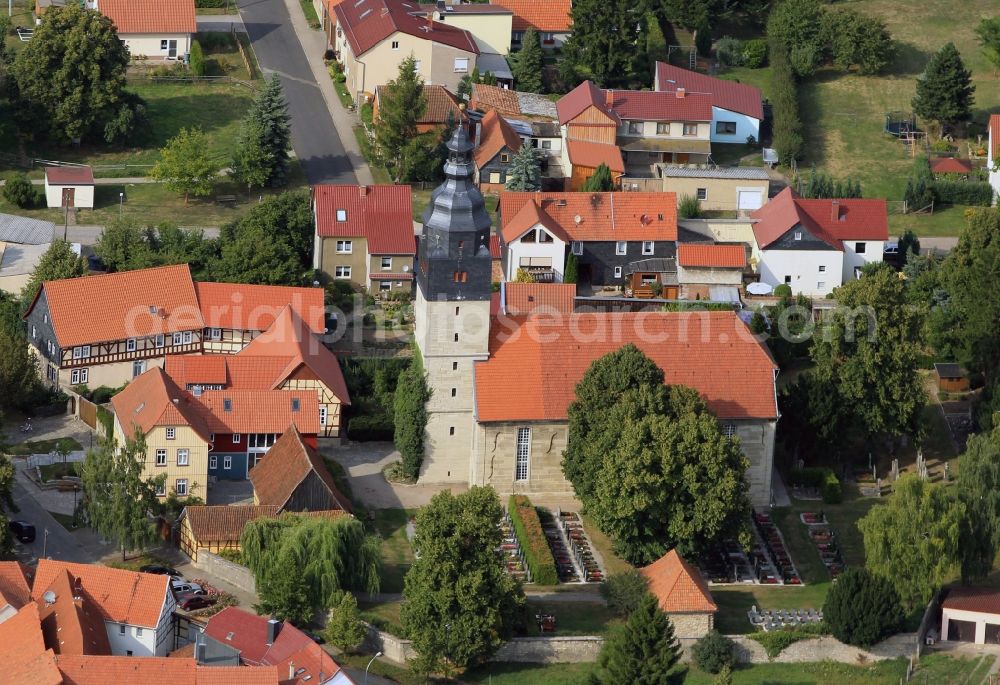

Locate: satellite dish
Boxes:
[574,215,582,224]
[403,265,410,272]
[43,591,56,605]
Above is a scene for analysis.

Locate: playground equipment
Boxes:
[884,111,916,137]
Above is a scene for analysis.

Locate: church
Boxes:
[413,128,780,508]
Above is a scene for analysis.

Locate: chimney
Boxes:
[359,185,368,197]
[426,12,433,30]
[830,200,840,222]
[604,89,614,108]
[73,577,83,601]
[196,640,207,664]
[675,87,686,99]
[266,619,281,646]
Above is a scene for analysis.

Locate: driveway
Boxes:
[235,0,360,185]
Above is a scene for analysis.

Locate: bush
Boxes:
[823,568,903,647]
[715,37,742,67]
[932,180,993,206]
[678,194,701,219]
[3,173,36,208]
[347,414,394,441]
[692,630,736,674]
[774,284,792,297]
[189,40,205,76]
[325,591,367,653]
[790,467,842,503]
[600,569,650,617]
[742,39,768,68]
[748,623,827,658]
[769,39,803,164]
[508,495,558,585]
[394,362,429,480]
[695,22,712,58]
[195,0,227,7]
[90,386,119,405]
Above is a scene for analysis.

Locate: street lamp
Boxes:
[42,528,50,559]
[364,652,382,684]
[119,192,125,216]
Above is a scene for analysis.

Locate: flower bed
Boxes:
[508,495,558,586]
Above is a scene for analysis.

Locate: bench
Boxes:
[216,194,237,205]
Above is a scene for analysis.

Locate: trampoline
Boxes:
[885,112,918,137]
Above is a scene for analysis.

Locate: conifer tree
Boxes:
[505,145,541,191]
[372,56,427,183]
[589,594,685,685]
[231,117,273,198]
[512,28,544,93]
[243,74,292,187]
[912,43,975,133]
[582,163,614,192]
[561,0,642,87]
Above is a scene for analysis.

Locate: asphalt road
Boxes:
[235,0,357,185]
[10,477,92,564]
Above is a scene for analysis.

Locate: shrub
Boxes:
[195,0,227,7]
[932,180,993,206]
[508,495,558,585]
[189,40,205,76]
[823,567,903,647]
[325,591,367,653]
[564,251,579,284]
[715,37,742,67]
[769,39,803,164]
[90,386,120,405]
[692,630,736,674]
[790,467,842,503]
[748,623,827,658]
[678,194,701,219]
[774,284,793,297]
[929,139,954,153]
[394,362,429,480]
[695,22,712,58]
[742,39,768,68]
[347,414,394,441]
[3,173,36,208]
[600,568,650,617]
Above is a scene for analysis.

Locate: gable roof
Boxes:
[334,0,478,57]
[501,197,571,243]
[314,184,416,255]
[45,166,94,186]
[35,568,112,655]
[250,425,353,512]
[197,389,320,435]
[750,188,888,250]
[500,192,677,242]
[0,213,55,245]
[474,311,778,422]
[474,110,523,168]
[32,561,170,630]
[0,561,33,610]
[377,84,465,126]
[942,587,1000,614]
[677,244,747,269]
[27,264,204,348]
[194,282,326,335]
[99,0,196,35]
[655,63,764,120]
[502,283,575,315]
[565,139,625,173]
[491,0,571,32]
[0,604,61,685]
[183,505,281,543]
[55,655,281,685]
[557,80,618,126]
[607,89,712,122]
[640,549,717,614]
[471,83,521,117]
[990,114,1000,160]
[165,355,298,390]
[111,366,211,441]
[930,157,973,174]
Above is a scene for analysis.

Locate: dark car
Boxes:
[8,520,36,543]
[139,565,181,577]
[301,629,326,645]
[177,594,217,611]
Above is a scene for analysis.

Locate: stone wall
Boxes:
[192,550,256,594]
[365,624,417,664]
[668,612,713,640]
[494,637,603,663]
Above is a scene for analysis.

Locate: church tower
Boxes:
[413,126,494,483]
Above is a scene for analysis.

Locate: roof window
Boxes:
[223,398,232,412]
[292,398,300,412]
[336,209,347,221]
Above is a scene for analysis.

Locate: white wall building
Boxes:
[655,62,764,145]
[988,114,999,205]
[941,588,1000,644]
[44,166,95,210]
[97,0,196,61]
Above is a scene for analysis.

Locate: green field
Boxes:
[373,508,417,594]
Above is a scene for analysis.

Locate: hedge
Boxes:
[508,495,558,585]
[932,180,993,206]
[790,467,842,504]
[347,415,394,441]
[769,37,803,164]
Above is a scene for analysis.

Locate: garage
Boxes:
[738,189,764,211]
[947,619,976,642]
[941,587,1000,644]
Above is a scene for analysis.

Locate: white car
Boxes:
[171,580,204,595]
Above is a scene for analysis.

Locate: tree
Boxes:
[219,190,313,268]
[898,230,921,263]
[505,145,541,191]
[2,173,36,208]
[561,0,643,87]
[512,28,544,93]
[244,74,293,187]
[600,568,650,617]
[582,164,614,192]
[823,567,903,647]
[912,43,975,132]
[231,117,273,198]
[766,0,825,77]
[393,362,429,480]
[213,222,302,285]
[151,128,221,205]
[20,240,85,305]
[589,594,685,685]
[975,17,1000,72]
[822,9,894,75]
[372,57,427,183]
[457,68,497,100]
[401,487,524,675]
[80,433,164,561]
[956,428,1000,581]
[0,328,44,413]
[324,591,367,653]
[93,218,157,272]
[859,475,965,610]
[11,3,142,143]
[691,630,736,674]
[188,40,206,76]
[714,665,733,685]
[660,0,709,30]
[564,251,579,284]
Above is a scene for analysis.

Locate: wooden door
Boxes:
[61,187,75,208]
[675,153,689,164]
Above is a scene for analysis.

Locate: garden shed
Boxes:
[934,363,968,393]
[639,549,717,638]
[44,166,95,209]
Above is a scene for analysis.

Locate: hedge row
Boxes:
[790,467,842,504]
[347,415,394,442]
[769,37,803,164]
[508,495,558,585]
[932,180,993,206]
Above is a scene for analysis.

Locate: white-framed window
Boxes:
[723,424,736,438]
[571,241,583,256]
[391,40,399,50]
[223,456,232,470]
[154,481,166,497]
[683,123,698,136]
[642,241,654,255]
[541,32,555,43]
[133,360,146,377]
[381,256,392,269]
[165,427,176,440]
[155,449,167,466]
[155,334,165,348]
[336,240,352,253]
[172,332,183,345]
[793,231,802,241]
[379,281,391,292]
[136,628,143,637]
[71,368,89,384]
[209,455,217,469]
[336,209,347,221]
[615,241,627,255]
[43,313,48,323]
[175,479,188,496]
[613,266,623,279]
[489,172,501,184]
[233,433,241,443]
[335,266,352,279]
[209,328,222,340]
[541,140,552,149]
[120,625,127,636]
[716,121,737,135]
[31,325,36,338]
[73,345,90,359]
[818,265,826,272]
[656,122,669,134]
[515,427,530,481]
[512,31,523,43]
[320,406,328,426]
[183,331,193,344]
[176,449,189,466]
[160,40,168,51]
[454,57,469,73]
[696,188,707,200]
[126,338,136,352]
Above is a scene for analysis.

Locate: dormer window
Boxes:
[223,398,232,412]
[794,231,802,241]
[336,209,347,221]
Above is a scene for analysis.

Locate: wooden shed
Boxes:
[934,363,968,393]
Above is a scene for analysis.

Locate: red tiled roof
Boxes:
[566,139,624,173]
[474,110,523,168]
[164,355,230,386]
[607,89,712,122]
[45,166,94,185]
[471,83,521,117]
[335,0,478,57]
[32,561,170,630]
[500,194,571,243]
[475,311,778,422]
[489,234,501,259]
[640,549,717,614]
[991,114,1000,159]
[751,188,888,250]
[197,389,320,435]
[111,367,211,441]
[35,568,112,656]
[503,283,575,315]
[378,84,465,126]
[0,604,61,685]
[194,282,326,335]
[557,80,618,126]
[183,505,281,543]
[500,192,677,242]
[655,63,764,120]
[943,587,1000,614]
[930,157,973,174]
[491,0,570,32]
[314,184,416,255]
[99,0,196,34]
[27,264,204,348]
[677,244,746,268]
[56,655,281,685]
[250,425,353,512]
[0,561,32,610]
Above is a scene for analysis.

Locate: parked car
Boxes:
[171,580,205,595]
[301,629,326,645]
[177,594,217,611]
[140,565,181,577]
[8,520,36,543]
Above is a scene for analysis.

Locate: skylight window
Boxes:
[223,398,232,412]
[359,8,372,18]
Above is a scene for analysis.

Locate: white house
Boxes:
[655,62,763,145]
[750,188,887,297]
[44,166,95,210]
[97,0,195,61]
[989,114,999,205]
[500,197,570,282]
[941,587,1000,643]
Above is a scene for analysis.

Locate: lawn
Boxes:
[373,508,417,594]
[299,0,321,29]
[38,461,81,482]
[47,511,79,531]
[524,599,620,636]
[359,598,404,636]
[6,437,83,457]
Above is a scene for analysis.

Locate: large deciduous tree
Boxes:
[372,57,428,183]
[956,428,1000,581]
[976,17,1000,72]
[512,28,544,93]
[11,3,144,144]
[766,0,825,77]
[401,487,524,675]
[589,593,685,685]
[151,127,221,205]
[561,0,643,87]
[912,42,975,132]
[823,567,903,647]
[859,475,965,610]
[20,240,85,306]
[822,9,894,75]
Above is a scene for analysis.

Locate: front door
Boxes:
[167,40,178,58]
[675,153,690,164]
[61,187,75,208]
